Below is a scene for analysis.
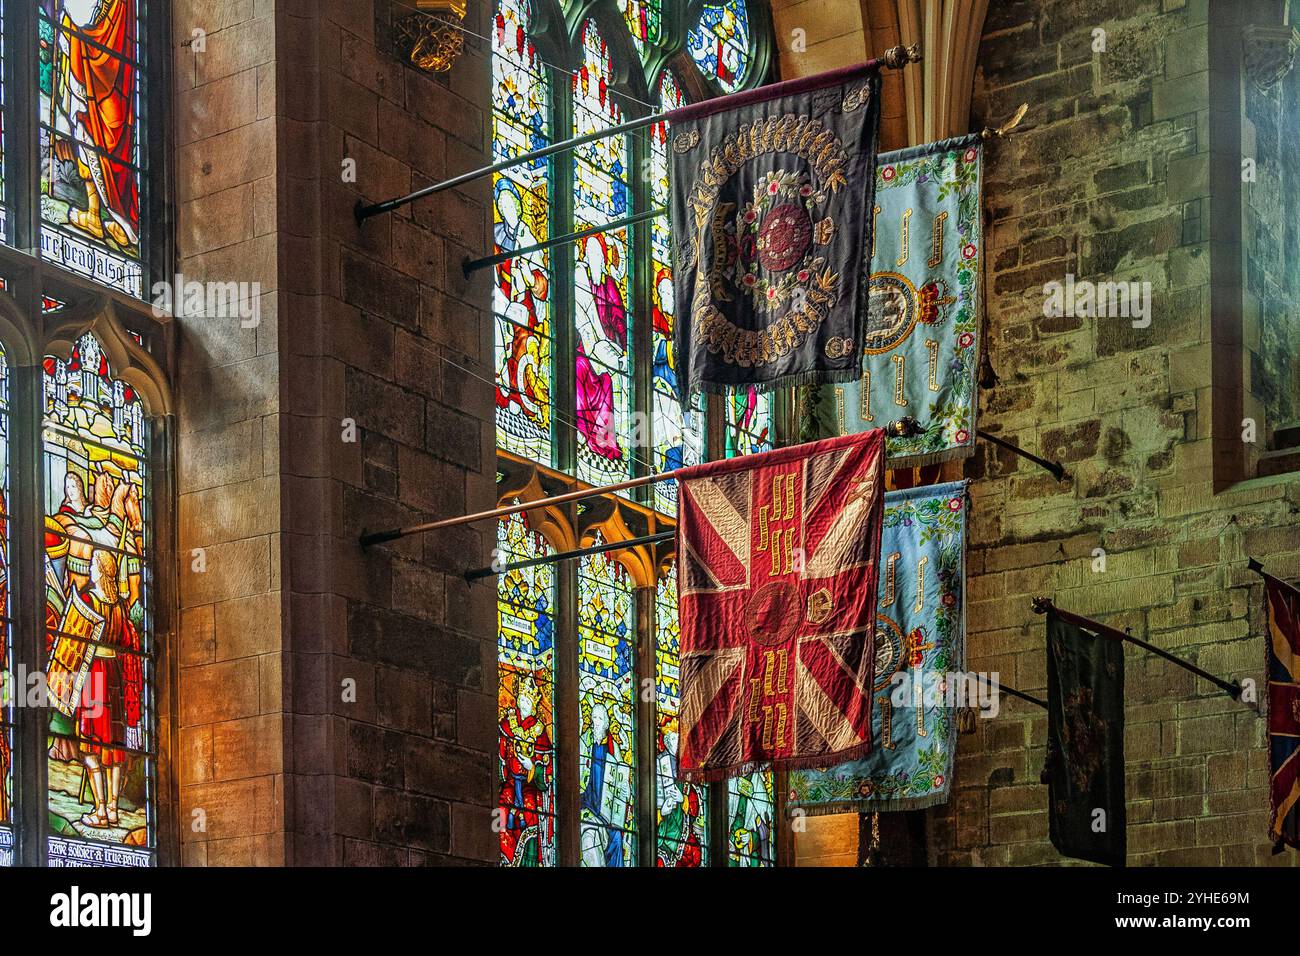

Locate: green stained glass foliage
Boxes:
[727,770,775,866]
[623,0,662,53]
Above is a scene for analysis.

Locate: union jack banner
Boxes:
[674,429,886,781]
[1263,572,1300,852]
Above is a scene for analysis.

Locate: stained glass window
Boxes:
[578,539,636,866]
[727,770,776,866]
[688,0,752,92]
[654,564,707,866]
[43,332,154,867]
[651,70,704,514]
[493,0,554,466]
[573,20,634,488]
[722,370,775,868]
[496,509,557,867]
[489,0,768,868]
[725,385,774,457]
[0,343,11,867]
[623,0,662,52]
[38,0,145,297]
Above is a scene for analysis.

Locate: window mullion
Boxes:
[8,0,40,253]
[553,506,580,866]
[634,584,655,866]
[629,112,652,495]
[13,358,48,866]
[552,64,575,477]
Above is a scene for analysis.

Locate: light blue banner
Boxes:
[787,480,968,813]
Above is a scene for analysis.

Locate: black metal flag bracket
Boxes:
[360,417,922,548]
[1031,596,1244,702]
[465,529,673,582]
[462,207,666,277]
[987,678,1046,709]
[977,429,1070,482]
[353,44,923,225]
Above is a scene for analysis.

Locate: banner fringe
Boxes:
[785,789,952,818]
[887,442,975,471]
[690,365,864,401]
[679,740,877,785]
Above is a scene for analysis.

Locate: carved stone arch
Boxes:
[522,0,578,73]
[43,301,174,418]
[495,473,582,553]
[526,498,580,553]
[0,284,41,368]
[575,495,669,588]
[653,538,678,584]
[654,54,711,105]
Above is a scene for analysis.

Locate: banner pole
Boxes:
[464,529,675,581]
[1248,557,1300,600]
[976,430,1070,481]
[354,45,922,223]
[462,208,666,276]
[361,417,921,547]
[1031,597,1242,700]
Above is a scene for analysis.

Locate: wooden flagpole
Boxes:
[360,417,922,547]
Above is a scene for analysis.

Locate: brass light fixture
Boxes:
[397,0,468,74]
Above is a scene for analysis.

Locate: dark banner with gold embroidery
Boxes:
[670,66,881,401]
[1043,609,1126,867]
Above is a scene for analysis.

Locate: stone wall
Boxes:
[274,0,497,866]
[172,0,498,865]
[173,0,286,867]
[937,0,1300,867]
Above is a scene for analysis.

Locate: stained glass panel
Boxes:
[573,21,634,488]
[622,0,662,53]
[38,0,144,297]
[577,540,636,866]
[651,70,704,514]
[725,385,773,457]
[43,332,154,866]
[728,770,776,866]
[493,0,554,466]
[496,509,557,866]
[687,0,751,93]
[654,565,707,866]
[0,344,11,867]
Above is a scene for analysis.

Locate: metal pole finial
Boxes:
[882,43,922,69]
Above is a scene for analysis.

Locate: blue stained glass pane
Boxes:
[688,0,752,93]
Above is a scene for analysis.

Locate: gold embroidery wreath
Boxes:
[685,113,853,368]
